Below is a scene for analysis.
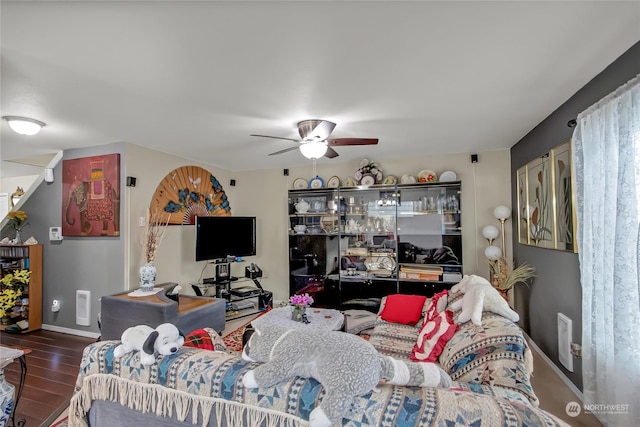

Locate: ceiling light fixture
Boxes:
[2,116,46,136]
[299,140,328,159]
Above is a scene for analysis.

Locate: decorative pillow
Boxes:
[379,294,427,325]
[423,289,449,321]
[410,309,459,362]
[344,309,378,334]
[183,327,227,352]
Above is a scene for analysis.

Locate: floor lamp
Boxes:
[481,205,512,289]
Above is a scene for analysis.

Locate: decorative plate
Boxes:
[308,176,325,189]
[364,254,397,276]
[400,174,416,184]
[440,170,457,182]
[293,178,307,189]
[383,175,397,185]
[417,169,438,183]
[344,177,358,187]
[327,176,341,188]
[359,174,376,186]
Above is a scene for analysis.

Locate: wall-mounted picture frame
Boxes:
[517,140,577,252]
[62,153,120,237]
[516,167,528,244]
[553,141,576,251]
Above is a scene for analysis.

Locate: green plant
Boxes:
[0,269,30,317]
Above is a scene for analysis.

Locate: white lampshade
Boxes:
[484,245,502,260]
[481,225,499,240]
[3,116,46,136]
[493,205,512,221]
[299,141,328,159]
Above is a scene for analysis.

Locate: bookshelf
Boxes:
[0,244,42,333]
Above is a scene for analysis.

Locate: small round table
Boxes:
[0,345,28,427]
[251,306,344,331]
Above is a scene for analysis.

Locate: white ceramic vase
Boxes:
[139,262,157,292]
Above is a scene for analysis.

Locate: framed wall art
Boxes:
[149,166,231,225]
[516,140,577,252]
[62,153,121,237]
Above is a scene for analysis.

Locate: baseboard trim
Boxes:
[524,331,583,401]
[42,324,101,339]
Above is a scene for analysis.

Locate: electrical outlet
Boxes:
[570,342,582,358]
[138,217,145,227]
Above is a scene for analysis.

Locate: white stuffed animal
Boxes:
[242,324,452,427]
[113,323,184,366]
[449,274,519,326]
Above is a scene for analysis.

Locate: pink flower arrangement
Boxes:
[289,293,314,308]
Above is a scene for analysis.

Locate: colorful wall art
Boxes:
[62,153,121,236]
[150,166,231,225]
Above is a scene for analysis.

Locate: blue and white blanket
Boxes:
[71,341,568,426]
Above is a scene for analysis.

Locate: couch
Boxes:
[99,282,226,340]
[71,290,569,426]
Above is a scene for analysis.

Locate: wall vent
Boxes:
[76,290,91,326]
[557,313,573,372]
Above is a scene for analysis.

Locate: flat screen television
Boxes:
[195,216,257,261]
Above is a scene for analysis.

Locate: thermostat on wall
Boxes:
[49,227,63,241]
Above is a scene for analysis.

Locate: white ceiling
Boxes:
[1,1,639,178]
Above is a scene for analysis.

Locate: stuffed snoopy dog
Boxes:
[242,324,451,427]
[113,323,184,366]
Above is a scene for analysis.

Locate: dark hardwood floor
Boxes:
[1,330,95,427]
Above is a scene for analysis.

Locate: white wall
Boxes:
[0,175,39,195]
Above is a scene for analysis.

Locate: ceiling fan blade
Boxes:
[268,146,300,156]
[324,147,339,158]
[327,138,378,146]
[251,134,301,143]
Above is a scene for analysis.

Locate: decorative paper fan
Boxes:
[150,166,231,225]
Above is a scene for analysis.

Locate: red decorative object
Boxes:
[379,294,427,325]
[410,309,459,362]
[62,154,120,236]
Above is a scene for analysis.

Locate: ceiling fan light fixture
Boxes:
[299,140,328,159]
[2,116,46,136]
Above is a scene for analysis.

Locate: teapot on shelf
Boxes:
[345,219,361,234]
[295,199,310,213]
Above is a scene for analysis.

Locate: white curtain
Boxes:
[572,74,640,426]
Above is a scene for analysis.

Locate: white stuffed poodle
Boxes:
[242,324,451,427]
[113,323,184,366]
[450,274,519,326]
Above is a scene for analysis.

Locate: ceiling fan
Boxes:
[250,119,378,159]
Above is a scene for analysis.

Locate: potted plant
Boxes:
[0,269,30,323]
[488,257,536,302]
[5,210,28,244]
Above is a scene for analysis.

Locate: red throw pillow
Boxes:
[410,309,459,362]
[379,294,427,325]
[423,289,449,322]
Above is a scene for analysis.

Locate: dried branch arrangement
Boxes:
[143,208,171,263]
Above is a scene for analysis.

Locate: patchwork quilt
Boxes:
[71,341,568,427]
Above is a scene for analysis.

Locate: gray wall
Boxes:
[511,41,640,390]
[10,143,127,334]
